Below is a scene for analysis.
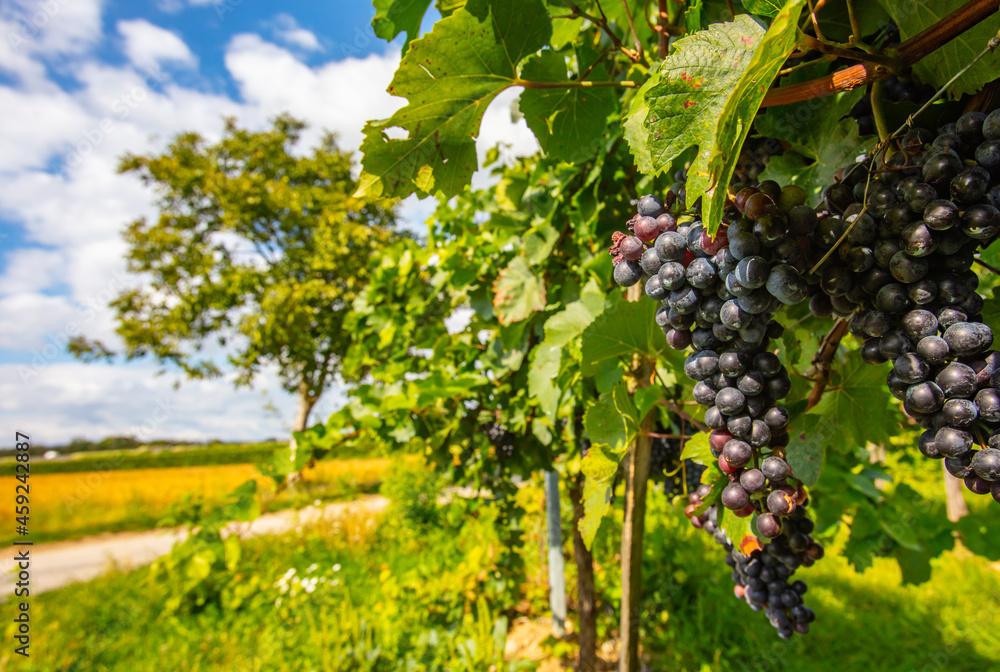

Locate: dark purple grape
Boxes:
[658,261,686,289]
[904,381,944,415]
[640,247,662,275]
[757,513,782,539]
[916,336,950,364]
[976,388,1000,423]
[942,398,978,427]
[936,362,977,398]
[723,439,753,469]
[975,140,1000,172]
[935,427,974,457]
[614,260,643,287]
[637,194,665,217]
[944,322,993,357]
[716,387,747,415]
[741,468,767,493]
[894,353,929,383]
[972,448,1000,481]
[761,456,788,481]
[722,482,751,510]
[656,231,687,261]
[923,199,960,231]
[945,453,974,478]
[965,473,992,495]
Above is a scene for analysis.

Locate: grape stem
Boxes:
[563,1,644,64]
[762,0,1000,108]
[642,431,696,439]
[661,400,710,433]
[870,80,891,143]
[805,318,849,411]
[973,257,1000,276]
[657,0,668,59]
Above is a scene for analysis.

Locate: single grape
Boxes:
[614,260,643,287]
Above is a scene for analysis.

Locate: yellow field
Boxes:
[0,457,398,543]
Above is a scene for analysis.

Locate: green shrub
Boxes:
[380,459,445,531]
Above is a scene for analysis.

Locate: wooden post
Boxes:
[569,475,597,672]
[618,411,653,672]
[544,470,567,638]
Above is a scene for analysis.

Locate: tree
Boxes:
[71,115,399,462]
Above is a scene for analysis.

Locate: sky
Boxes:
[0,0,539,446]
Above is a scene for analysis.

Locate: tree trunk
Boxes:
[544,470,567,638]
[944,462,969,522]
[285,384,318,489]
[618,411,653,672]
[569,475,597,672]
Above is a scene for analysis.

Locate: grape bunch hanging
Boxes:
[608,107,1000,637]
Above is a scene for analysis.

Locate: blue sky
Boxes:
[0,0,536,445]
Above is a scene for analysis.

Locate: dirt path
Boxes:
[0,495,389,595]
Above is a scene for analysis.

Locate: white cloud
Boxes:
[272,14,322,52]
[117,19,196,70]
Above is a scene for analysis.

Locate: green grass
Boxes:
[10,459,1000,671]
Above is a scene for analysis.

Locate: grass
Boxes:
[0,457,397,545]
[4,489,528,672]
[7,459,1000,671]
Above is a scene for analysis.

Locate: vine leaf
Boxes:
[519,51,619,163]
[740,0,782,17]
[357,0,551,199]
[372,0,433,54]
[679,431,712,466]
[876,0,1000,98]
[528,342,562,419]
[580,293,667,375]
[543,278,605,348]
[493,256,546,325]
[579,381,641,548]
[806,351,898,450]
[756,83,872,204]
[579,443,620,548]
[624,1,805,234]
[584,380,641,456]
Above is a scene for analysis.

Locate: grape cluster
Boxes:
[648,431,708,497]
[687,484,821,638]
[483,423,515,461]
[809,110,1000,500]
[608,181,827,636]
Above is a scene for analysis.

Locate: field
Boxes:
[0,442,285,476]
[6,459,1000,671]
[0,457,397,545]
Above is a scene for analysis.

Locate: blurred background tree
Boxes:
[70,115,400,467]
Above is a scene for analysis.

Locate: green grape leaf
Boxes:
[876,0,1000,98]
[719,508,758,552]
[580,293,667,375]
[624,2,805,234]
[756,88,873,204]
[807,351,898,451]
[584,380,641,455]
[528,342,562,419]
[523,223,560,266]
[493,256,547,325]
[357,0,551,199]
[679,432,712,466]
[740,0,782,17]
[784,423,824,487]
[579,442,621,548]
[542,278,605,347]
[372,0,433,53]
[842,503,884,572]
[519,51,618,163]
